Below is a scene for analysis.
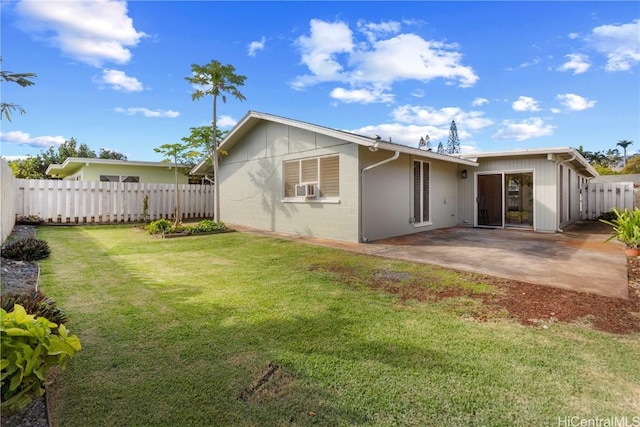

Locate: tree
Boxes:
[437,142,445,154]
[185,60,247,223]
[8,156,47,179]
[617,140,633,166]
[180,125,228,168]
[0,57,37,122]
[153,143,201,225]
[99,149,127,160]
[576,145,593,161]
[603,148,622,169]
[446,120,460,154]
[621,155,640,174]
[8,138,127,178]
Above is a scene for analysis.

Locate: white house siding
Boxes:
[360,147,460,242]
[458,155,553,231]
[457,154,585,232]
[219,121,360,242]
[559,165,583,228]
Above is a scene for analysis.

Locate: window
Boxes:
[413,160,430,224]
[283,155,339,200]
[100,175,140,183]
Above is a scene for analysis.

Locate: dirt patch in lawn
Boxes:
[238,362,295,403]
[309,259,640,335]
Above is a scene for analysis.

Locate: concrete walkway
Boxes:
[230,221,628,299]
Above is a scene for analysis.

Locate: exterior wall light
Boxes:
[461,170,468,179]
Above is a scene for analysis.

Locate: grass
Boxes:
[36,225,639,426]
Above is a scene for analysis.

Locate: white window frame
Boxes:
[283,155,340,203]
[100,175,140,183]
[412,160,431,226]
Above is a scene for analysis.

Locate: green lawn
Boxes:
[37,225,639,426]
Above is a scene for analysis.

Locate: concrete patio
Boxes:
[231,221,628,299]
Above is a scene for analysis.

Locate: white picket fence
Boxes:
[15,179,214,224]
[581,182,636,219]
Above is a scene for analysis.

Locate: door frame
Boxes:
[474,169,535,229]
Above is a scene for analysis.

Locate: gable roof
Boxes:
[191,111,478,174]
[458,147,598,178]
[46,157,186,178]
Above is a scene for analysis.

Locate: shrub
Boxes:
[1,238,50,261]
[145,219,173,235]
[1,290,68,326]
[185,220,225,234]
[1,304,81,412]
[597,211,617,222]
[600,208,640,249]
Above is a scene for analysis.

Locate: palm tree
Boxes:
[185,60,246,224]
[1,57,37,122]
[617,140,633,166]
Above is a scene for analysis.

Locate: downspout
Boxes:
[360,148,400,242]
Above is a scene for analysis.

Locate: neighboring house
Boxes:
[46,158,189,184]
[590,174,640,185]
[191,111,597,243]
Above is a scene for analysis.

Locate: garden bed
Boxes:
[158,228,235,238]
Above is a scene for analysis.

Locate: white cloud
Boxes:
[512,96,541,112]
[345,104,492,147]
[392,105,493,130]
[15,0,146,67]
[589,19,640,71]
[357,19,401,43]
[114,107,179,118]
[556,93,596,111]
[95,69,143,92]
[551,108,561,114]
[0,130,65,149]
[292,19,354,88]
[350,123,451,147]
[492,118,554,141]
[1,155,30,162]
[518,57,542,68]
[247,36,266,57]
[217,115,237,128]
[557,53,591,74]
[568,32,580,40]
[292,19,478,101]
[472,97,489,107]
[411,89,425,98]
[330,86,394,104]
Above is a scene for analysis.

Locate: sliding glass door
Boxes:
[477,172,533,228]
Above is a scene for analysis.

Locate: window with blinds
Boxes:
[413,160,430,224]
[283,155,340,200]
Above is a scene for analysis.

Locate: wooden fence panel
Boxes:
[581,181,635,219]
[14,179,213,223]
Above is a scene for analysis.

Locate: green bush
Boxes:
[600,208,640,248]
[1,304,82,412]
[185,220,225,235]
[145,219,173,235]
[1,238,50,261]
[597,211,617,222]
[1,290,68,326]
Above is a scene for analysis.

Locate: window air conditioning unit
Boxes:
[295,183,317,199]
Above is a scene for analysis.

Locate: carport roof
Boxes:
[190,110,478,175]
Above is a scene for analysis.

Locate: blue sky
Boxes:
[1,1,639,162]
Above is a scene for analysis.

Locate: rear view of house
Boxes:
[191,111,597,243]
